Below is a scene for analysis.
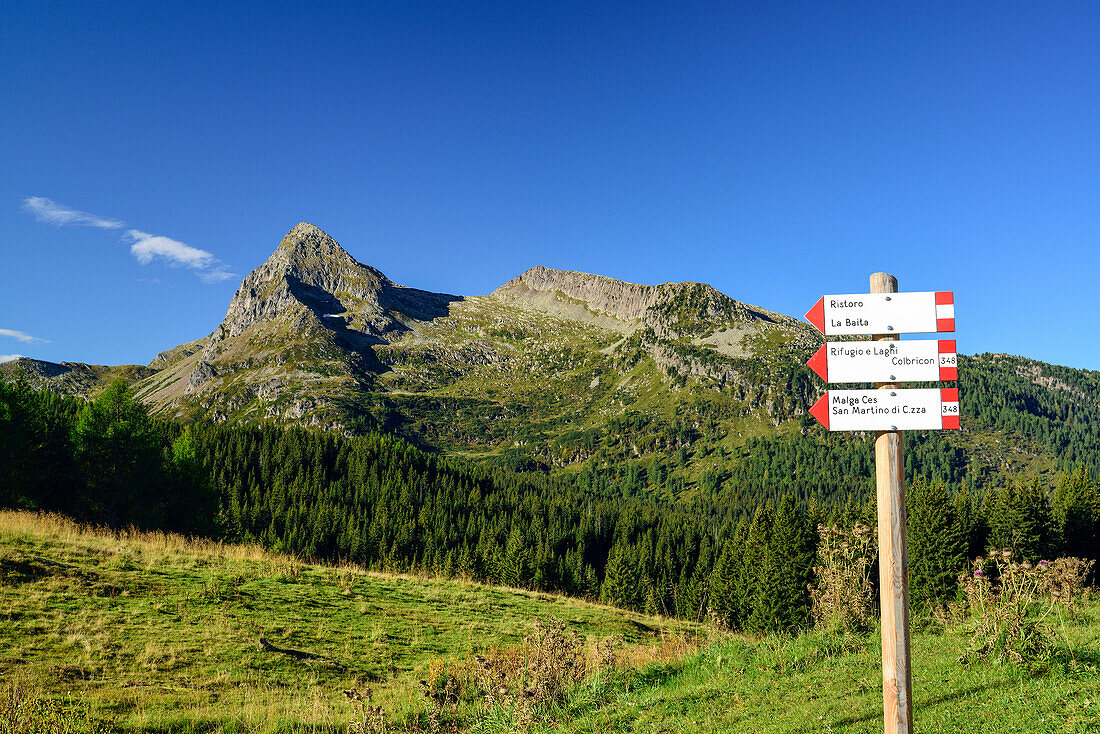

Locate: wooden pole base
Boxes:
[871,272,913,734]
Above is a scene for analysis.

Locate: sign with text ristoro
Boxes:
[806,292,954,335]
[809,388,960,431]
[808,340,957,383]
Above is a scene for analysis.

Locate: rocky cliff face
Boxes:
[493,265,800,338]
[495,266,678,322]
[208,223,391,345]
[0,358,155,396]
[138,223,461,429]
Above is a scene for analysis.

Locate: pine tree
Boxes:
[676,566,705,622]
[580,563,600,600]
[501,525,530,588]
[763,495,815,631]
[742,504,774,634]
[709,520,748,628]
[988,477,1055,561]
[1053,465,1099,560]
[73,379,164,527]
[952,487,986,559]
[168,427,218,536]
[601,543,644,611]
[643,579,659,616]
[907,477,966,609]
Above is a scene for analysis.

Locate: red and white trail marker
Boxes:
[807,339,957,383]
[808,387,960,431]
[806,291,954,335]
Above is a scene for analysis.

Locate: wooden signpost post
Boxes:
[806,273,959,734]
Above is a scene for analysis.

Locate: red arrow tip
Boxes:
[809,392,830,429]
[807,343,828,381]
[805,297,825,334]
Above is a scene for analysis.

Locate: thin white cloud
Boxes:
[0,328,49,344]
[198,266,235,284]
[22,196,234,284]
[126,230,234,281]
[127,229,214,269]
[0,355,23,364]
[22,197,124,230]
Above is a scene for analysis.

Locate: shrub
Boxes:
[808,522,875,633]
[0,679,110,734]
[957,549,1056,668]
[1035,557,1095,611]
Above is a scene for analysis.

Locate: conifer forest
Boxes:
[3,360,1097,633]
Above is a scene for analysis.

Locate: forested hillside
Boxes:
[3,373,1097,629]
[6,225,1099,510]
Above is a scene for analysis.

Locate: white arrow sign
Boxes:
[809,388,960,431]
[806,291,954,335]
[807,339,957,383]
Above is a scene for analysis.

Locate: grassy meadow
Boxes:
[2,509,1099,733]
[0,510,701,732]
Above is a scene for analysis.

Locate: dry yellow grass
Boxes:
[0,509,276,564]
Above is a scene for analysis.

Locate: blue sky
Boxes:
[2,1,1098,369]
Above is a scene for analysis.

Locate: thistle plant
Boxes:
[808,522,876,633]
[957,548,1064,668]
[343,688,390,734]
[469,617,588,731]
[1035,557,1095,610]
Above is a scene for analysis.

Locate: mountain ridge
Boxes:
[127,222,811,432]
[495,264,793,334]
[7,222,1099,487]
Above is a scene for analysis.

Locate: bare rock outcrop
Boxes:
[493,265,796,336]
[495,266,672,321]
[0,358,155,397]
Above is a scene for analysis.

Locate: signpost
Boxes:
[806,340,957,383]
[808,388,960,431]
[805,274,958,734]
[805,290,954,335]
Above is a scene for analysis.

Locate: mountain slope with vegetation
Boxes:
[8,222,1099,498]
[4,375,1097,625]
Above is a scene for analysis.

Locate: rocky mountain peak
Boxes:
[266,223,387,288]
[205,224,392,344]
[494,265,788,333]
[496,266,667,321]
[177,223,460,405]
[273,222,351,261]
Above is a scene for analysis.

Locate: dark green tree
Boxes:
[1053,465,1099,560]
[601,542,644,611]
[709,518,750,628]
[501,525,532,588]
[73,379,164,526]
[907,477,966,609]
[988,477,1055,561]
[758,495,815,632]
[166,427,218,536]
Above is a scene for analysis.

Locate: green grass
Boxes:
[543,617,1100,734]
[0,511,700,732]
[4,510,1099,733]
